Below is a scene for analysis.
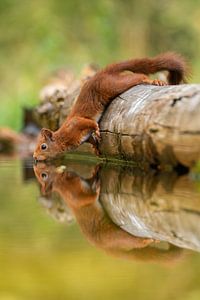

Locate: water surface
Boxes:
[0,157,200,300]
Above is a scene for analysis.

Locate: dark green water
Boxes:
[0,158,200,300]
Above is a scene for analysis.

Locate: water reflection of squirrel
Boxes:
[34,162,182,263]
[33,52,186,161]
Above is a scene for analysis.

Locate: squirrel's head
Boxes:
[33,128,64,161]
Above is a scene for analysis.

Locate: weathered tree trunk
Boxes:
[100,84,200,168]
[34,81,200,168]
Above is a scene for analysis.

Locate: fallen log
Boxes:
[0,127,36,157]
[100,84,200,168]
[34,75,200,168]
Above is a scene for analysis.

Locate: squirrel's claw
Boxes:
[91,127,101,155]
[92,127,101,144]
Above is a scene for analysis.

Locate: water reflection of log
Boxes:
[33,159,200,262]
[100,166,200,251]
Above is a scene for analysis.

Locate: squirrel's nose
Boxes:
[33,154,38,164]
[33,154,46,162]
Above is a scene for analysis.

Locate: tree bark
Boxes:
[100,84,200,168]
[34,82,200,168]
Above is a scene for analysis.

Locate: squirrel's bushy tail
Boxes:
[105,52,188,84]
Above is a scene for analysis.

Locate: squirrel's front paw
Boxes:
[92,128,101,143]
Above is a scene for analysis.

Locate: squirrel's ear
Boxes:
[41,128,54,141]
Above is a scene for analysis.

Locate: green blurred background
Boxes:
[0,0,200,130]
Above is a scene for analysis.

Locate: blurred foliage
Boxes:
[0,0,200,130]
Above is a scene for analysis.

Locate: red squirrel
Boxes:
[34,163,183,263]
[33,52,187,161]
[34,163,154,249]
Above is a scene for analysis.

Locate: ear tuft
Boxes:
[41,128,53,141]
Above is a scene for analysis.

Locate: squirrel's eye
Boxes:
[41,143,48,151]
[41,172,48,180]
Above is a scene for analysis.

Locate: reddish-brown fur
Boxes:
[33,52,187,161]
[34,163,183,263]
